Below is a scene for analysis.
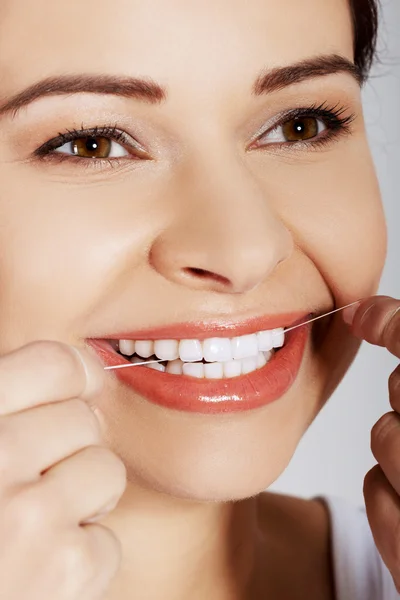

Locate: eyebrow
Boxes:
[253,54,362,95]
[0,54,361,119]
[0,74,167,118]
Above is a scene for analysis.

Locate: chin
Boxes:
[98,380,314,504]
[136,452,298,503]
[126,445,301,503]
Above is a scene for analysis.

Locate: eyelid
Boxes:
[34,124,150,159]
[248,110,296,146]
[247,102,355,150]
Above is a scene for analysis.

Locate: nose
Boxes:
[149,157,293,294]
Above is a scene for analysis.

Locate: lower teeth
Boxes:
[117,350,275,379]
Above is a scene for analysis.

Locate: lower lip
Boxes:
[90,324,309,414]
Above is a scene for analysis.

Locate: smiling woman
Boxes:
[0,0,396,599]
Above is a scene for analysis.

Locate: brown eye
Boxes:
[55,136,129,159]
[258,115,327,146]
[72,136,111,158]
[281,117,320,142]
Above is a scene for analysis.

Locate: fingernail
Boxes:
[342,302,361,326]
[71,345,105,399]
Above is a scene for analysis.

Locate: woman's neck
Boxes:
[101,481,260,600]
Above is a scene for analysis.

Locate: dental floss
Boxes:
[281,300,361,335]
[104,359,164,371]
[103,300,361,371]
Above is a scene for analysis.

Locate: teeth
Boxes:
[147,362,166,373]
[122,349,275,379]
[231,334,258,360]
[179,339,203,362]
[119,339,136,356]
[241,356,258,375]
[256,351,267,369]
[182,363,204,378]
[130,356,144,364]
[154,340,179,361]
[135,340,154,358]
[202,338,232,362]
[257,330,273,352]
[204,362,224,379]
[166,359,184,375]
[272,328,285,348]
[223,359,242,379]
[118,328,285,363]
[115,324,285,379]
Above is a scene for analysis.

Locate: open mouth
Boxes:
[89,312,311,414]
[108,326,285,380]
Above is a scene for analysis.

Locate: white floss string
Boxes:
[281,300,360,334]
[104,359,164,371]
[104,300,361,372]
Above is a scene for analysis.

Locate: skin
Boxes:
[0,0,394,598]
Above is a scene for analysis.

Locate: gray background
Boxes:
[271,0,400,506]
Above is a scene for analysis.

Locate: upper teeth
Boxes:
[117,328,285,362]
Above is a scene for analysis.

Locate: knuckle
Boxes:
[382,306,400,351]
[371,412,397,455]
[364,464,383,497]
[389,366,400,399]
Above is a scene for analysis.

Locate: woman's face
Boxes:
[0,0,386,501]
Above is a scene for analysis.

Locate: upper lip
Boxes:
[94,311,312,341]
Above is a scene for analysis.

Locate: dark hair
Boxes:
[350,0,379,80]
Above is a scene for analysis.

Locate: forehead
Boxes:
[0,0,353,96]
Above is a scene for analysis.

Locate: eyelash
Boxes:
[34,124,146,169]
[253,102,355,151]
[32,102,355,169]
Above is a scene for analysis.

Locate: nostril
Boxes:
[183,267,231,287]
[186,267,210,278]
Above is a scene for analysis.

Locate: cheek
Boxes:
[270,143,387,302]
[270,141,387,410]
[0,170,160,346]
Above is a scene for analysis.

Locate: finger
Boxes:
[343,295,400,357]
[80,523,122,594]
[0,399,103,485]
[371,412,400,497]
[364,464,400,591]
[0,341,104,415]
[39,445,127,524]
[389,364,400,413]
[46,524,122,599]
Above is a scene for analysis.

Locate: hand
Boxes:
[0,341,127,600]
[343,295,400,591]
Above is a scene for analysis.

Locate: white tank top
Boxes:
[318,496,400,600]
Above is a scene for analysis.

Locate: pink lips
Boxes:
[88,312,310,414]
